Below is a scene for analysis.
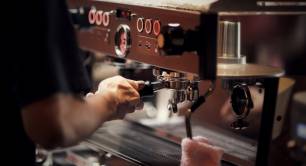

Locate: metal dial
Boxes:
[114,24,131,58]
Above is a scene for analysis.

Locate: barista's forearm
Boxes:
[22,93,116,149]
[55,93,117,146]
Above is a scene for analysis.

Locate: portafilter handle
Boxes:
[139,81,163,97]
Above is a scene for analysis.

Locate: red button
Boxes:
[95,10,103,25]
[88,8,96,24]
[153,20,161,36]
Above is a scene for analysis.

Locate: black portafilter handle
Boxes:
[139,81,163,97]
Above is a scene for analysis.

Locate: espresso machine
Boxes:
[57,0,305,165]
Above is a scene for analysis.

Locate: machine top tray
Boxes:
[95,0,215,12]
[95,0,306,13]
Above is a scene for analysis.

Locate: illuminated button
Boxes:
[102,12,110,26]
[88,8,96,24]
[157,34,165,48]
[116,9,132,19]
[145,19,152,34]
[153,20,161,36]
[136,18,144,32]
[95,10,103,25]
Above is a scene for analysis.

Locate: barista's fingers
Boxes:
[181,138,224,166]
[135,101,144,110]
[116,104,135,119]
[194,137,224,156]
[181,138,211,158]
[193,136,211,144]
[131,97,141,107]
[197,141,224,160]
[126,79,145,91]
[198,141,224,153]
[213,146,224,155]
[181,138,194,155]
[123,88,141,106]
[182,137,223,152]
[126,79,139,89]
[125,105,136,114]
[135,80,145,90]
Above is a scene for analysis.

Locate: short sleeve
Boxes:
[16,0,92,107]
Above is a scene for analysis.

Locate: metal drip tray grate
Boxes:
[88,120,181,166]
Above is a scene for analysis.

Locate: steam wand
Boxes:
[185,81,215,139]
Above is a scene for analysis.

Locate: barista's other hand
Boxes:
[95,75,145,120]
[181,136,224,166]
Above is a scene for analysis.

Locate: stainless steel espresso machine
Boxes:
[52,0,305,165]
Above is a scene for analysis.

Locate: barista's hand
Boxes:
[181,136,224,166]
[93,75,144,120]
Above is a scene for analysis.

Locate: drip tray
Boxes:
[87,120,236,166]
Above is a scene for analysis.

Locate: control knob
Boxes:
[157,24,197,55]
[157,24,184,55]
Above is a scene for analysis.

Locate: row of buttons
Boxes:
[136,18,160,36]
[88,8,110,26]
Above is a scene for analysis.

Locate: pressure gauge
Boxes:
[114,24,131,58]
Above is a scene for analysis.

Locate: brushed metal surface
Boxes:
[217,63,284,78]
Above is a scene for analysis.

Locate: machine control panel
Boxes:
[79,3,172,58]
[69,1,218,79]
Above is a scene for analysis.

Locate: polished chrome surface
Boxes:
[152,68,200,112]
[218,21,241,58]
[218,21,246,64]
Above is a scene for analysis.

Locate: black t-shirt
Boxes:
[2,0,91,165]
